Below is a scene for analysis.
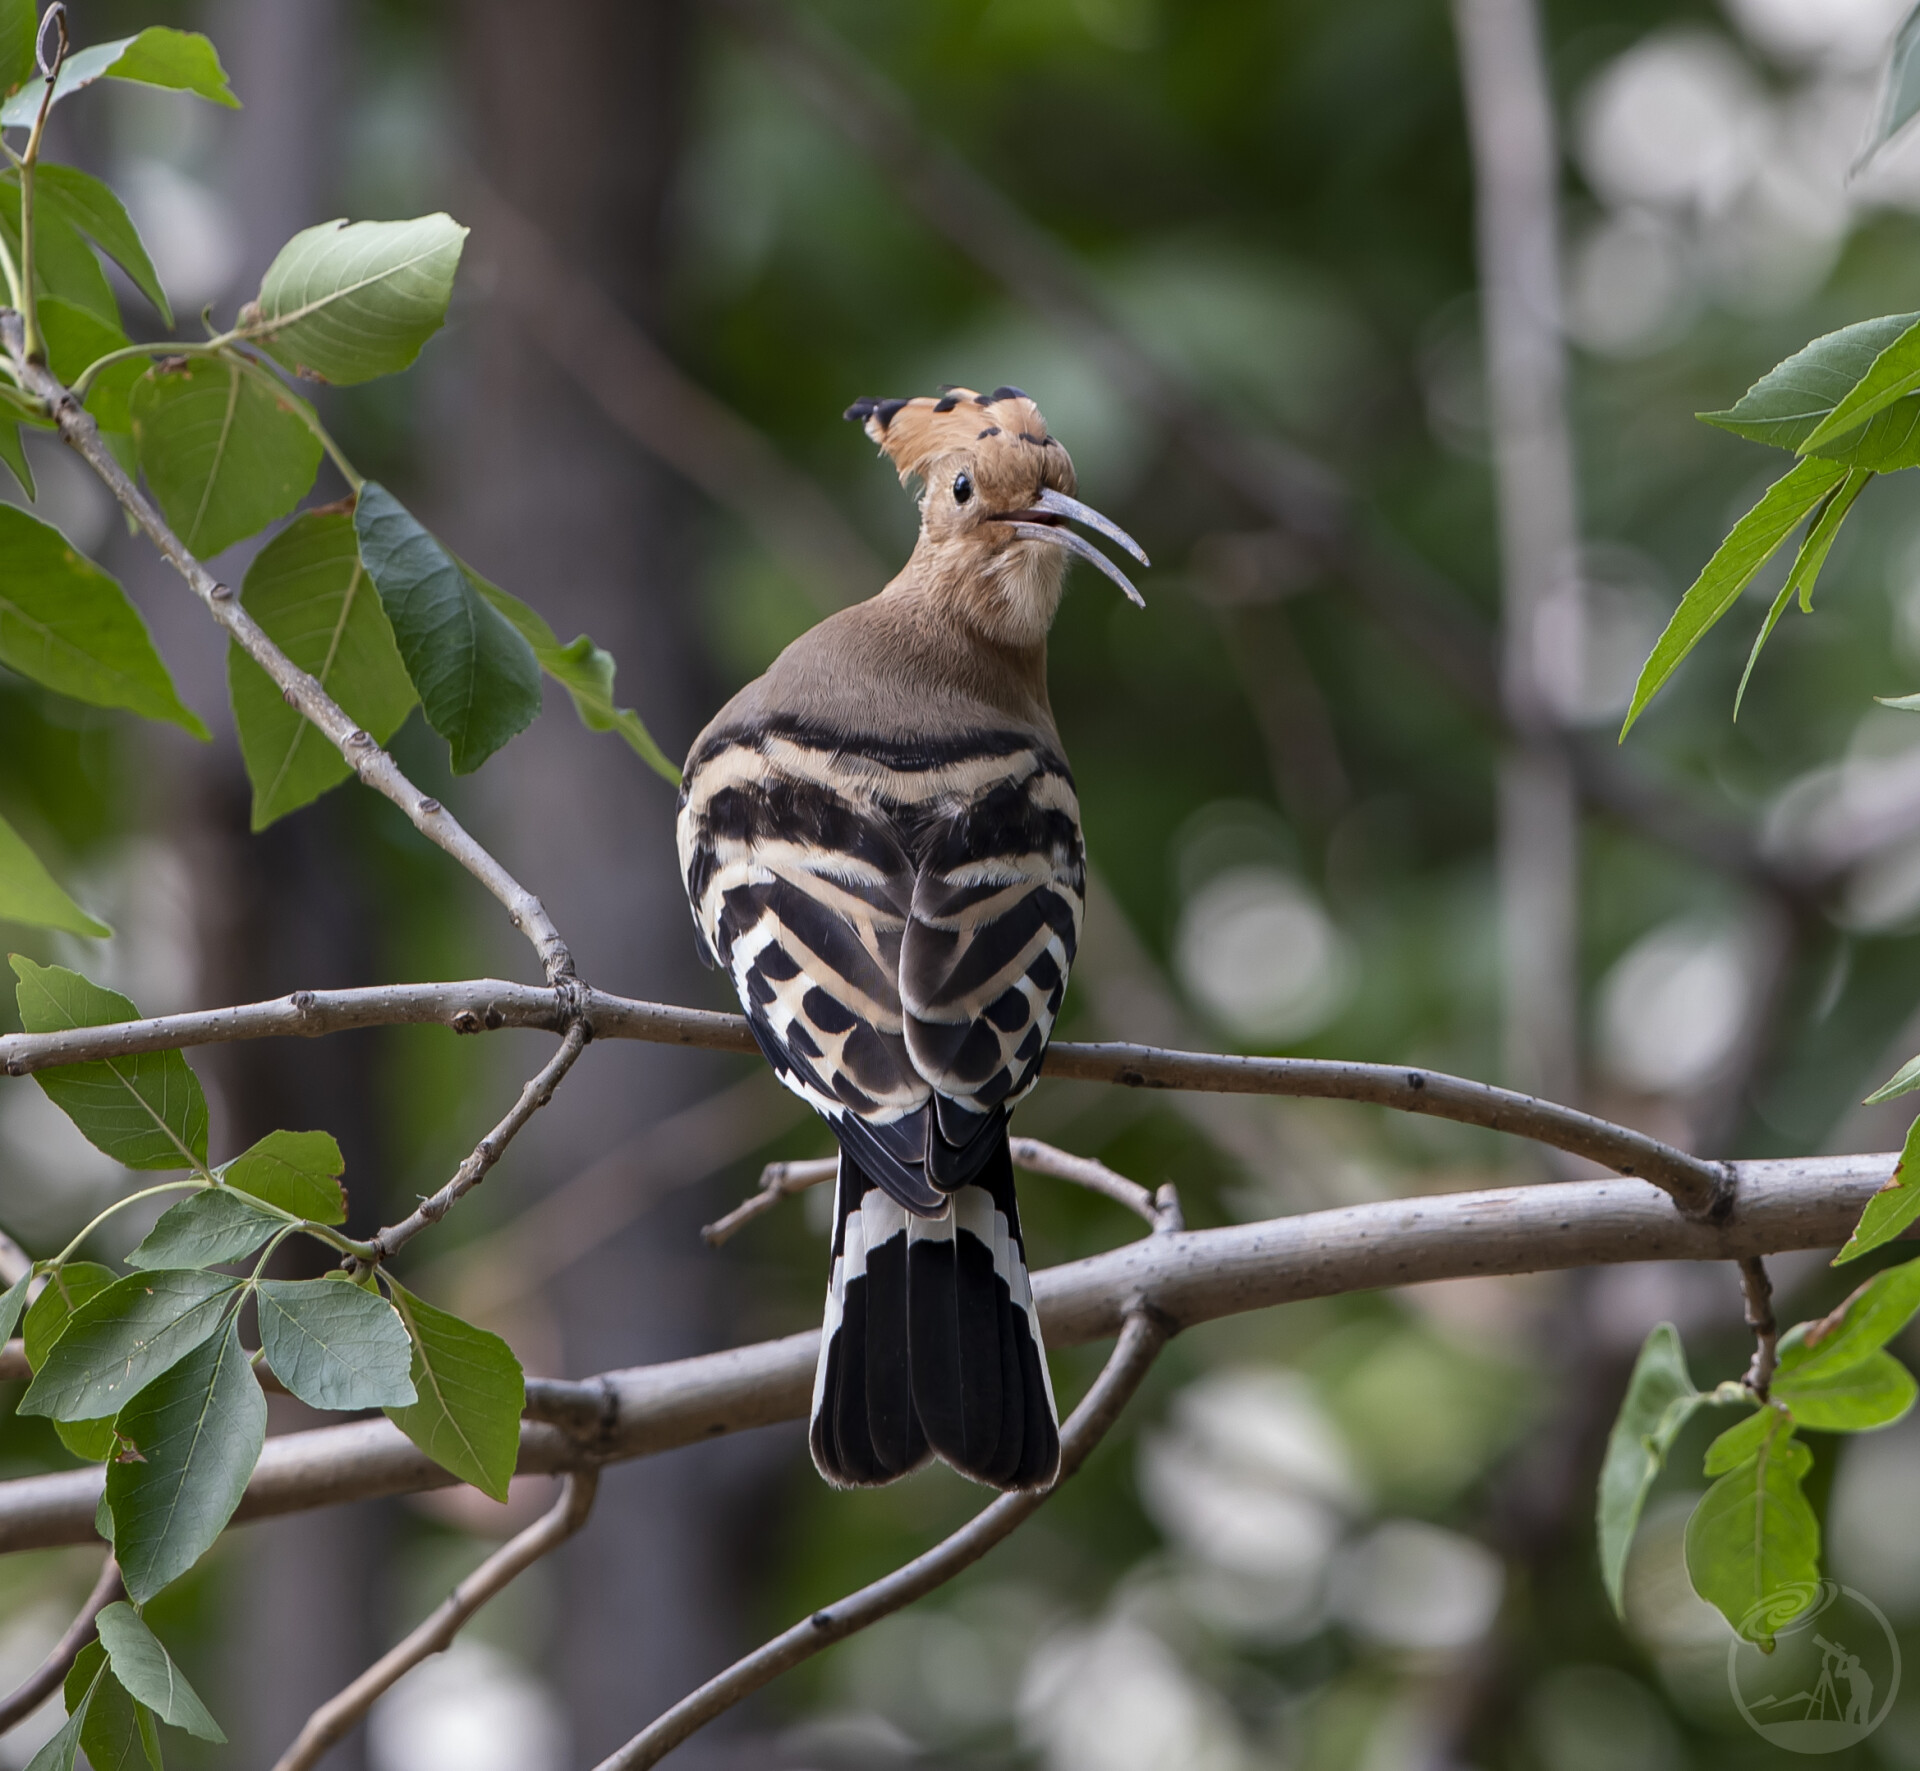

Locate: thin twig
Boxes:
[593,1310,1168,1771]
[1739,1256,1778,1400]
[0,321,576,986]
[700,1137,1180,1247]
[269,1472,598,1771]
[0,979,1732,1214]
[363,1020,590,1265]
[0,1552,119,1735]
[0,1151,1892,1554]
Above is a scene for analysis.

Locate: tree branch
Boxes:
[0,980,1731,1213]
[0,1553,120,1735]
[0,320,576,986]
[0,1153,1891,1554]
[269,1472,598,1771]
[1739,1255,1778,1400]
[593,1311,1169,1771]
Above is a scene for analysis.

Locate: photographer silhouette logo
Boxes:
[1728,1582,1899,1753]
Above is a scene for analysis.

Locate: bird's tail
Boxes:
[810,1130,1059,1491]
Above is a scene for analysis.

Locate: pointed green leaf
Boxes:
[1702,314,1919,450]
[383,1279,523,1501]
[0,1267,30,1344]
[1866,4,1920,162]
[64,1643,159,1771]
[1685,1426,1819,1644]
[129,357,320,558]
[1773,1348,1917,1431]
[0,0,33,101]
[27,1663,97,1771]
[1779,1255,1920,1375]
[0,505,205,733]
[228,510,416,828]
[40,299,144,435]
[258,1277,415,1411]
[0,807,110,935]
[1733,467,1871,717]
[95,1602,223,1741]
[1704,1403,1780,1475]
[1800,316,1920,454]
[108,1322,266,1604]
[1596,1323,1704,1614]
[246,215,465,386]
[353,483,540,773]
[0,29,237,128]
[219,1129,345,1223]
[1868,1058,1920,1105]
[1879,692,1920,713]
[0,417,33,499]
[1837,1119,1920,1264]
[21,1261,115,1366]
[0,179,120,330]
[19,1269,238,1421]
[12,958,209,1169]
[469,569,679,784]
[34,163,170,325]
[1621,456,1849,738]
[126,1189,284,1271]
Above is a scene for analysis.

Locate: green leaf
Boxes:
[0,178,121,331]
[27,1662,98,1771]
[1685,1428,1819,1644]
[258,1277,415,1412]
[219,1129,346,1224]
[1868,1057,1920,1105]
[0,1267,30,1344]
[1879,692,1920,712]
[246,215,465,386]
[40,300,144,434]
[353,483,540,774]
[0,504,206,734]
[12,958,210,1170]
[470,570,680,784]
[1837,1117,1920,1263]
[129,357,321,558]
[0,29,237,128]
[383,1279,523,1501]
[228,510,416,829]
[34,163,170,325]
[0,0,33,100]
[95,1601,223,1741]
[1773,1347,1918,1431]
[0,807,110,935]
[1866,4,1920,166]
[1595,1323,1704,1614]
[0,417,33,499]
[1733,467,1871,718]
[126,1189,284,1271]
[1704,1404,1780,1475]
[19,1269,238,1422]
[1702,314,1919,450]
[1778,1255,1920,1375]
[108,1322,266,1604]
[1620,457,1848,739]
[64,1643,160,1771]
[21,1261,115,1367]
[1800,316,1920,454]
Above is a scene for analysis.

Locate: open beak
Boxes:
[995,486,1149,607]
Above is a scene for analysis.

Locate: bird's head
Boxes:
[846,386,1147,648]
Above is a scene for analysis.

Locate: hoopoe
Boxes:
[676,388,1147,1491]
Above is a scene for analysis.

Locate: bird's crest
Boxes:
[845,386,1065,488]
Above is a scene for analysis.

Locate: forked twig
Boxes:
[0,1553,120,1735]
[270,1471,599,1771]
[1739,1255,1778,1400]
[700,1137,1183,1247]
[593,1311,1168,1770]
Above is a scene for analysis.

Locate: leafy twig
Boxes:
[14,2,67,365]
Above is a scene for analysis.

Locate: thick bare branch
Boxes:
[0,979,1729,1211]
[0,324,575,984]
[0,1152,1892,1554]
[364,1020,590,1263]
[269,1472,598,1771]
[0,1553,120,1734]
[594,1311,1168,1771]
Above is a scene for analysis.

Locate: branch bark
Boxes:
[0,1553,121,1734]
[0,1153,1890,1555]
[0,980,1731,1212]
[269,1472,598,1771]
[593,1311,1169,1771]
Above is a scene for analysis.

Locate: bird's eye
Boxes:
[952,471,973,505]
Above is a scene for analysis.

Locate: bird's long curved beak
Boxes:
[995,487,1149,607]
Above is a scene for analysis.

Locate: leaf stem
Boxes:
[68,337,230,403]
[52,1179,206,1267]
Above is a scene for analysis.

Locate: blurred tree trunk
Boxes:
[451,5,758,1764]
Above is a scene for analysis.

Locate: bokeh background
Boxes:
[11,0,1920,1766]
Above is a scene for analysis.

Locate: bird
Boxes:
[676,386,1148,1492]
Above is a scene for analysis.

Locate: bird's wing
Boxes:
[900,750,1085,1184]
[677,731,940,1211]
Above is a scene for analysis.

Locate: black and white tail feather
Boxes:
[811,1137,1059,1490]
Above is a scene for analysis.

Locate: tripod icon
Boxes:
[1809,1634,1874,1727]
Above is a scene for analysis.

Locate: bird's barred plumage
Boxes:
[676,385,1143,1492]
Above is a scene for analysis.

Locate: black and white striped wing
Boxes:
[901,756,1085,1184]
